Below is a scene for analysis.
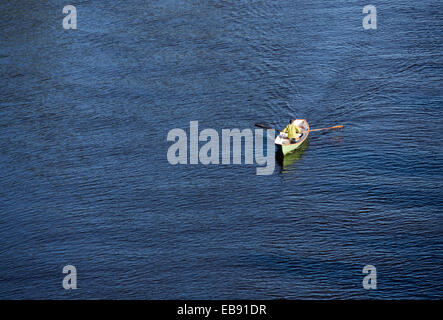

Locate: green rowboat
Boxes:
[275,119,310,155]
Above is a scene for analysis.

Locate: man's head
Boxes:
[289,119,296,124]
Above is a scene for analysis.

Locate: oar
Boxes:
[255,123,277,130]
[255,123,343,133]
[303,125,343,132]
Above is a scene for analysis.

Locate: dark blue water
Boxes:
[0,0,442,299]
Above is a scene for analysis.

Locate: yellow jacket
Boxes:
[282,124,300,139]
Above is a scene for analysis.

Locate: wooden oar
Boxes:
[303,125,343,132]
[255,123,277,130]
[255,123,343,133]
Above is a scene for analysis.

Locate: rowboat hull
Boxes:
[277,138,307,155]
[274,119,310,156]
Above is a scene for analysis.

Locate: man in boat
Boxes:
[281,119,301,144]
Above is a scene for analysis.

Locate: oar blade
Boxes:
[255,123,273,130]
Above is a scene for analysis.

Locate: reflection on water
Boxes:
[276,140,310,172]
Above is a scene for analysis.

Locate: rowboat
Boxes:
[274,119,310,155]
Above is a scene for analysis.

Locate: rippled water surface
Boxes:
[0,1,442,299]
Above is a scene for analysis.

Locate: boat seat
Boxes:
[281,133,303,144]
